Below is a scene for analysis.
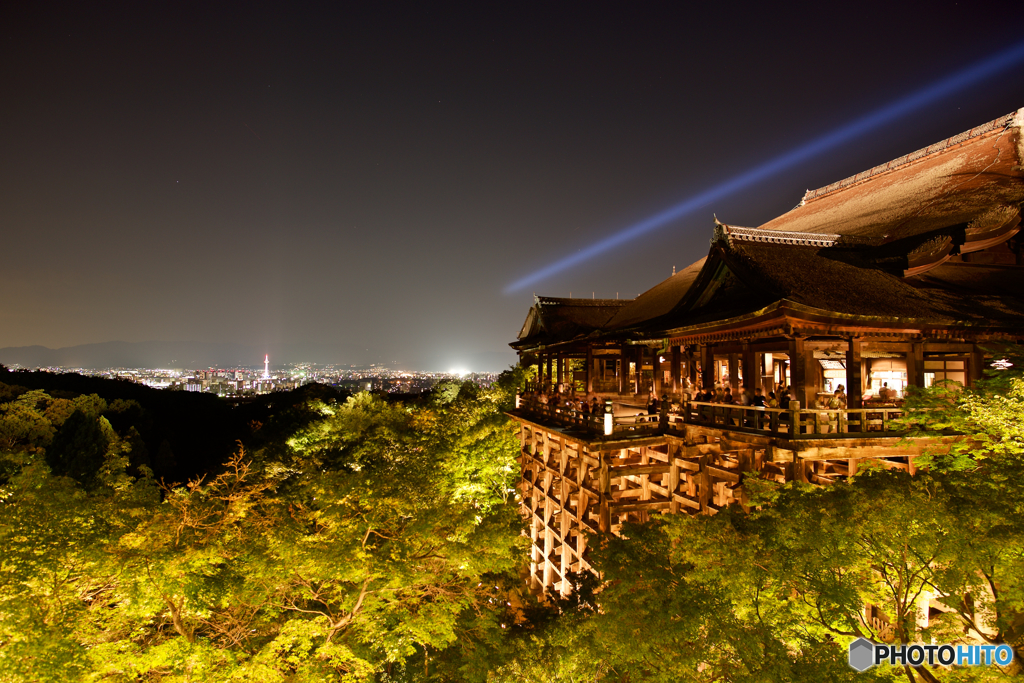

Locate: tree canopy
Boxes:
[2,358,1023,682]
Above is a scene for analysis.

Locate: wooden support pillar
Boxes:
[906,341,924,388]
[556,353,564,388]
[541,468,554,590]
[846,337,864,408]
[668,459,680,514]
[795,457,808,483]
[671,345,681,394]
[700,343,715,390]
[742,343,757,391]
[688,347,698,388]
[619,345,628,394]
[698,454,711,513]
[576,450,590,568]
[585,345,594,394]
[598,453,611,532]
[970,345,984,387]
[634,346,643,395]
[728,353,739,393]
[788,337,817,408]
[559,452,571,594]
[652,347,663,397]
[545,354,553,390]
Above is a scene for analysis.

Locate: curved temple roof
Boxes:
[759,107,1024,242]
[514,106,1024,352]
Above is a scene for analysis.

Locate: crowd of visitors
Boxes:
[520,387,606,417]
[518,371,905,438]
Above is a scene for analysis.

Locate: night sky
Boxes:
[3,3,1024,371]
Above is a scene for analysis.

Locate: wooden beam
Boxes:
[607,463,674,477]
[607,499,672,513]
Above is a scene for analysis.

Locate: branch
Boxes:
[326,577,373,643]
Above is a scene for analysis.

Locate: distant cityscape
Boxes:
[2,356,500,397]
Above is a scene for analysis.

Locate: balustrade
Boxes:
[515,395,905,440]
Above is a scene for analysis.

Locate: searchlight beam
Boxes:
[504,39,1024,294]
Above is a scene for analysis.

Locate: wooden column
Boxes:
[969,345,984,387]
[688,347,698,388]
[698,454,711,513]
[700,343,715,390]
[671,345,681,394]
[598,453,611,533]
[585,345,594,394]
[556,353,564,387]
[652,347,663,397]
[559,440,571,595]
[728,353,739,393]
[742,343,757,391]
[545,354,553,390]
[846,337,863,408]
[788,337,817,408]
[668,456,680,514]
[906,341,924,388]
[619,345,628,394]
[635,346,643,395]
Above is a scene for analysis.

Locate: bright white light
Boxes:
[450,368,469,377]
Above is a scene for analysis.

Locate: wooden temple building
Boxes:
[508,107,1024,596]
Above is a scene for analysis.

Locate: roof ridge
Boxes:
[801,109,1019,204]
[535,296,630,306]
[712,223,867,248]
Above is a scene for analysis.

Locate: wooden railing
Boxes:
[515,396,905,440]
[515,398,660,437]
[675,401,904,439]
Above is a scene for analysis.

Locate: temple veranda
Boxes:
[507,106,1024,597]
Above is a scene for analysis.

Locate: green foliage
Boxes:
[8,355,1023,682]
[44,409,110,489]
[0,381,526,682]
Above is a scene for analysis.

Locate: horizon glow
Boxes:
[504,38,1024,294]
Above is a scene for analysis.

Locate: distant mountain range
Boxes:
[0,341,517,373]
[0,342,266,370]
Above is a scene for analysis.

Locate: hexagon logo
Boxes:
[848,637,875,671]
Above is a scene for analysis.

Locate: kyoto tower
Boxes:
[263,354,270,379]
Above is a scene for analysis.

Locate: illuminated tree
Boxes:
[0,381,527,682]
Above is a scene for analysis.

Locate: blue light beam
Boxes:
[505,39,1024,294]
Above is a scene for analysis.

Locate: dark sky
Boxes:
[3,2,1024,371]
